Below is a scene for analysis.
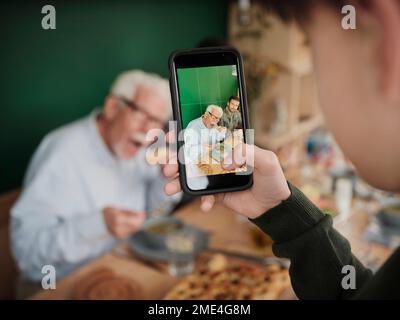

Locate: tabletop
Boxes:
[30,191,394,300]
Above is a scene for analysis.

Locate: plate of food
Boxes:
[128,217,209,262]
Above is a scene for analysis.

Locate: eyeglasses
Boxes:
[118,96,165,128]
[207,111,221,121]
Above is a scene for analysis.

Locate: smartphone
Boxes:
[169,47,253,196]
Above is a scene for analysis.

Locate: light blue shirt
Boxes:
[11,110,180,282]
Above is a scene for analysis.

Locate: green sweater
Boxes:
[250,182,400,300]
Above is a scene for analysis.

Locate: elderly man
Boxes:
[219,96,242,132]
[184,105,226,163]
[11,70,180,288]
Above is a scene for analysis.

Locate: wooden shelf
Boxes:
[229,2,323,154]
[255,115,324,150]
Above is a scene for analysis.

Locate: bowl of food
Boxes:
[379,198,400,228]
[138,216,184,249]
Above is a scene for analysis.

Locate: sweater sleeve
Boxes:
[250,182,373,299]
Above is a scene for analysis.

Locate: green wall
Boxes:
[177,66,238,128]
[0,0,228,193]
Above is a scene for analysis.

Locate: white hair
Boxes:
[206,104,223,116]
[110,70,172,117]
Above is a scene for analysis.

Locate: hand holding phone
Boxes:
[168,47,253,195]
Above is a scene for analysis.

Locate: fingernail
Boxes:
[201,201,211,211]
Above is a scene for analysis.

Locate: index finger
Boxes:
[163,154,179,177]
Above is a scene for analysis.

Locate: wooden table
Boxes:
[30,196,394,300]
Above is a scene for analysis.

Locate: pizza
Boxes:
[198,163,214,175]
[164,254,290,300]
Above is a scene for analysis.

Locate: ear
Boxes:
[370,0,400,101]
[102,95,121,120]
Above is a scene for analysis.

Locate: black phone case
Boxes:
[168,47,253,196]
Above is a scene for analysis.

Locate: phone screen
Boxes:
[170,49,253,194]
[177,64,246,179]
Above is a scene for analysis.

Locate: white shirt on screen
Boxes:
[184,116,226,163]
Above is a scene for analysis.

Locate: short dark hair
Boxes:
[258,0,347,22]
[197,37,228,48]
[228,96,240,103]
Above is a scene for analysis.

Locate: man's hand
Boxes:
[103,207,145,239]
[216,126,227,133]
[164,133,291,219]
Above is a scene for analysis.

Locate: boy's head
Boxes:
[263,0,400,191]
